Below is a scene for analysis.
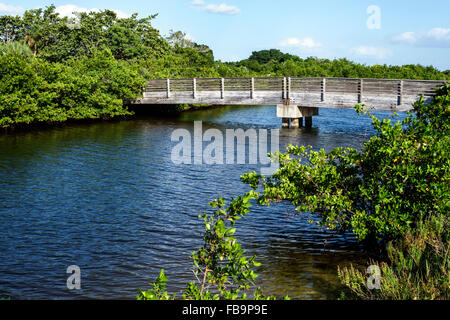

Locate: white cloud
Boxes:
[392,31,416,44]
[111,9,131,19]
[55,4,130,19]
[203,3,240,15]
[0,2,24,14]
[392,28,450,48]
[351,46,391,59]
[191,0,205,6]
[279,37,321,49]
[55,4,93,18]
[190,1,240,15]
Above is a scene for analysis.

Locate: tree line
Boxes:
[0,6,448,129]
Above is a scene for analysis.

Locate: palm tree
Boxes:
[0,41,33,57]
[24,34,39,56]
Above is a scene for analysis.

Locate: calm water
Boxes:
[0,105,402,299]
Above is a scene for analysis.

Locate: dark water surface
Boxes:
[0,105,402,299]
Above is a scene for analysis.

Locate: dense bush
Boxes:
[338,214,448,300]
[0,5,169,62]
[0,49,145,128]
[0,41,32,57]
[1,6,448,80]
[232,55,447,80]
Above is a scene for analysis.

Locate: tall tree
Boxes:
[0,15,23,43]
[22,5,63,56]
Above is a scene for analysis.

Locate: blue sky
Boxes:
[1,0,449,70]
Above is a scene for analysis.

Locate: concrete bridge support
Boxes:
[277,105,319,128]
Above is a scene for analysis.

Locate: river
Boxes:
[0,105,402,299]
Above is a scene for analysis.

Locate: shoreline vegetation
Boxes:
[1,5,449,300]
[1,6,449,132]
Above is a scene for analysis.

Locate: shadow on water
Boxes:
[0,105,403,299]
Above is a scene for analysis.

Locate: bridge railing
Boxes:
[146,77,444,94]
[143,77,446,110]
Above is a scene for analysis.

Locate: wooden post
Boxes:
[221,78,224,99]
[398,80,403,106]
[167,79,171,98]
[282,118,289,128]
[287,77,291,100]
[193,78,197,99]
[283,77,287,100]
[250,77,255,99]
[321,78,326,102]
[358,79,364,103]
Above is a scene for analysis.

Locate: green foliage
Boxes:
[248,49,299,65]
[166,30,194,49]
[0,15,23,43]
[137,270,175,300]
[338,214,449,300]
[21,5,62,57]
[1,7,447,80]
[242,84,450,243]
[0,41,32,57]
[145,45,216,78]
[0,49,145,127]
[0,5,220,128]
[0,5,169,62]
[234,51,447,79]
[138,192,286,300]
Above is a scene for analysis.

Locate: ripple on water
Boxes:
[0,106,401,299]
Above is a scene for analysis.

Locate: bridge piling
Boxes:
[277,105,318,128]
[305,117,313,128]
[291,118,299,128]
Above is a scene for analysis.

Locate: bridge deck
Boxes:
[134,77,446,111]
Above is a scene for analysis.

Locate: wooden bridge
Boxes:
[133,77,446,128]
